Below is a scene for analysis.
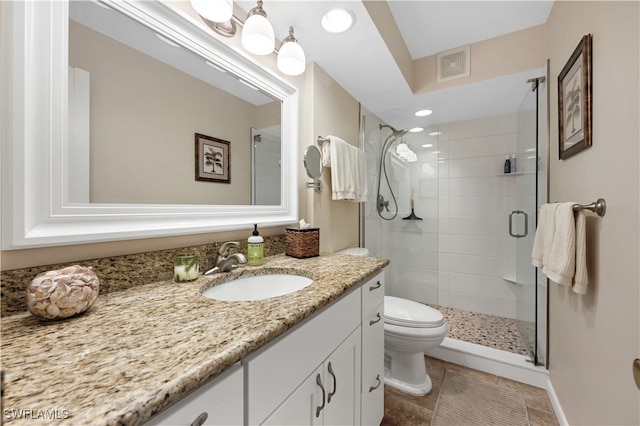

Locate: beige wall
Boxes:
[309,64,362,253]
[546,2,639,424]
[413,24,547,94]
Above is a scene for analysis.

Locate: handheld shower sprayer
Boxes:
[376,123,408,220]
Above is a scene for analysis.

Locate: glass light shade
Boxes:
[242,14,275,55]
[277,40,306,76]
[396,143,410,154]
[191,0,233,23]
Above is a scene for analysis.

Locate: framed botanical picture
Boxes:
[195,133,230,183]
[558,34,592,160]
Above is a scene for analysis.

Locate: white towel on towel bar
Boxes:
[321,137,332,167]
[327,135,367,202]
[531,202,588,294]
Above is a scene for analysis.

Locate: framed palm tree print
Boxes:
[195,133,230,183]
[558,34,592,160]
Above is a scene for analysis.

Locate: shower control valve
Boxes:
[377,194,390,214]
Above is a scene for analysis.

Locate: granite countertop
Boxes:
[1,253,388,425]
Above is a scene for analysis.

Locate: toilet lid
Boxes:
[384,296,445,328]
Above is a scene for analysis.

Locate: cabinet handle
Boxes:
[315,373,326,418]
[327,362,337,404]
[369,312,381,326]
[369,374,381,393]
[190,412,208,426]
[369,281,381,291]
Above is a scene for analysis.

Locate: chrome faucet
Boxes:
[204,241,247,275]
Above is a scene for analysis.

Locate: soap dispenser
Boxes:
[247,224,264,266]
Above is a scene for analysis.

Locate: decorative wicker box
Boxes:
[285,228,320,258]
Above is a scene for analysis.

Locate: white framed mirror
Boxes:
[1,0,299,249]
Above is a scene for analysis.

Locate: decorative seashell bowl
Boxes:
[26,265,100,321]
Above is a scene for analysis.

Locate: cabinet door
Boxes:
[323,328,361,426]
[246,289,360,425]
[362,303,384,426]
[145,363,243,426]
[262,366,323,426]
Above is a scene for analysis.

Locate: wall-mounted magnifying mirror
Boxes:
[304,145,323,193]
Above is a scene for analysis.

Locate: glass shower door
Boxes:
[514,73,547,365]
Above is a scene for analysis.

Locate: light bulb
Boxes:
[191,0,233,23]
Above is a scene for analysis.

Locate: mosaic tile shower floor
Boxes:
[434,305,531,356]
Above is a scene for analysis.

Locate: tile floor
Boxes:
[435,305,531,357]
[381,356,559,426]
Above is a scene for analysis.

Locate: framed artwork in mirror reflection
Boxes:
[558,34,592,160]
[195,133,230,183]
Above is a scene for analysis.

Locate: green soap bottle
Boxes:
[247,224,264,265]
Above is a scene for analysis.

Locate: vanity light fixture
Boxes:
[192,0,306,75]
[190,0,234,23]
[321,8,355,33]
[415,109,433,117]
[242,0,275,55]
[277,26,306,76]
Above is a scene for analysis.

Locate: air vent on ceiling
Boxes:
[437,45,470,83]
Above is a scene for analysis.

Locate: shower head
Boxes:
[379,123,408,138]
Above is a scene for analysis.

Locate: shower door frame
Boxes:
[514,63,549,367]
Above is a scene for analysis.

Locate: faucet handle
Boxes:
[217,241,240,256]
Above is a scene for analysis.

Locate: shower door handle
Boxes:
[509,210,528,238]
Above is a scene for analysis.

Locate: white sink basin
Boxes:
[201,273,313,302]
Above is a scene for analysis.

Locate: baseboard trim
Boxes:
[425,337,549,388]
[545,376,569,425]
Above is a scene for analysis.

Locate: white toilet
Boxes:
[338,248,448,396]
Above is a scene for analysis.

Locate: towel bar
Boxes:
[317,136,330,146]
[572,198,606,217]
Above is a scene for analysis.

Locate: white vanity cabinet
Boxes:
[145,363,243,426]
[361,272,385,426]
[245,288,362,425]
[262,329,361,426]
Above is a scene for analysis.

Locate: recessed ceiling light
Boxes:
[428,131,442,136]
[422,143,433,148]
[415,109,433,117]
[409,127,424,133]
[321,8,355,33]
[432,150,441,154]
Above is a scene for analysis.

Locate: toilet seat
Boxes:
[384,296,444,328]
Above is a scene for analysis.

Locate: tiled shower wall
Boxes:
[364,111,530,319]
[363,112,440,305]
[437,114,521,318]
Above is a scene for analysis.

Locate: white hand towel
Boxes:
[532,203,559,271]
[572,209,589,294]
[532,203,552,267]
[321,137,332,167]
[545,202,577,286]
[328,135,367,202]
